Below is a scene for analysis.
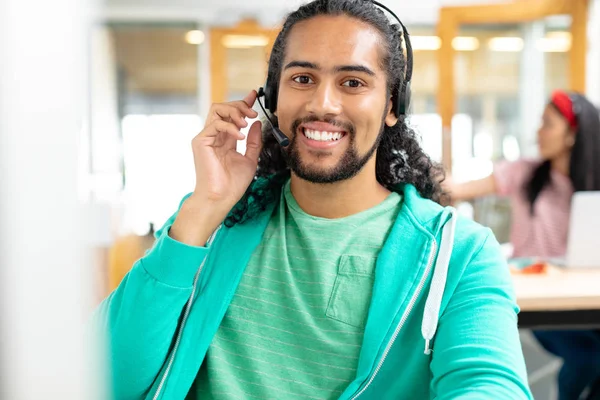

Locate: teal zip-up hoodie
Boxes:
[94,183,533,399]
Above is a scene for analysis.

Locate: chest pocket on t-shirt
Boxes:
[326,255,377,329]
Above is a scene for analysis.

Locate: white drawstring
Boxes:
[421,207,457,355]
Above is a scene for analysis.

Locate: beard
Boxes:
[283,115,383,184]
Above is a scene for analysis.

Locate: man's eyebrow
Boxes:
[334,65,376,76]
[283,61,376,77]
[284,61,319,70]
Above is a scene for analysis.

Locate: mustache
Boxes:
[290,115,355,137]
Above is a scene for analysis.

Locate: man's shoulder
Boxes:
[401,184,491,246]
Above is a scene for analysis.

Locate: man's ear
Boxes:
[385,99,398,127]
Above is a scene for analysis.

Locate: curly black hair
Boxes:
[225,0,444,227]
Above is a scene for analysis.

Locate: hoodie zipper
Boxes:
[349,239,437,400]
[152,225,222,400]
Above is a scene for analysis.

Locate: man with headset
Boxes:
[95,1,532,398]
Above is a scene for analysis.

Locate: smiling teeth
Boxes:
[303,129,343,142]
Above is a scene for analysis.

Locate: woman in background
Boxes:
[445,90,600,400]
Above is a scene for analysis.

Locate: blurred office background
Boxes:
[1,0,599,398]
[87,0,596,245]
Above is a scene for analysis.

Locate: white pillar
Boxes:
[90,24,123,198]
[0,0,99,398]
[481,94,499,159]
[519,21,546,158]
[198,23,212,123]
[587,0,600,106]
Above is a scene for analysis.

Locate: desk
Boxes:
[513,267,600,329]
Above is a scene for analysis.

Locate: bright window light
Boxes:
[452,158,494,183]
[408,113,442,162]
[121,114,202,234]
[488,37,524,52]
[537,31,571,52]
[502,135,521,161]
[221,34,269,49]
[411,36,441,51]
[452,114,474,161]
[473,130,494,159]
[411,36,479,52]
[185,30,205,45]
[452,36,479,51]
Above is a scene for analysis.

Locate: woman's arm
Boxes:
[443,175,497,202]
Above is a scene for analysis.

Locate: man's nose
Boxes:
[305,81,342,118]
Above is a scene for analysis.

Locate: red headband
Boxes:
[551,90,578,129]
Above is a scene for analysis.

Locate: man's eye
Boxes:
[342,79,363,88]
[293,76,312,84]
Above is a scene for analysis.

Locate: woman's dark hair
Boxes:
[525,92,600,213]
[225,0,444,227]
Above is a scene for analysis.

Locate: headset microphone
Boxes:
[256,87,290,147]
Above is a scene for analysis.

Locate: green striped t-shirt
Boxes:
[191,180,402,399]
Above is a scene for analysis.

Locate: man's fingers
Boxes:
[205,93,259,127]
[231,91,258,118]
[232,100,258,119]
[245,120,263,163]
[213,106,248,128]
[199,120,244,141]
[243,90,258,108]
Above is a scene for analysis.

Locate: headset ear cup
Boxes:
[396,81,411,117]
[263,66,278,115]
[403,81,411,115]
[265,83,278,114]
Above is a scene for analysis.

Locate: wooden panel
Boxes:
[108,234,155,293]
[210,19,279,104]
[210,30,228,103]
[570,0,590,93]
[442,0,571,24]
[437,9,457,172]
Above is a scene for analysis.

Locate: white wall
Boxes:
[587,0,600,105]
[101,0,510,25]
[90,25,123,202]
[0,0,100,398]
